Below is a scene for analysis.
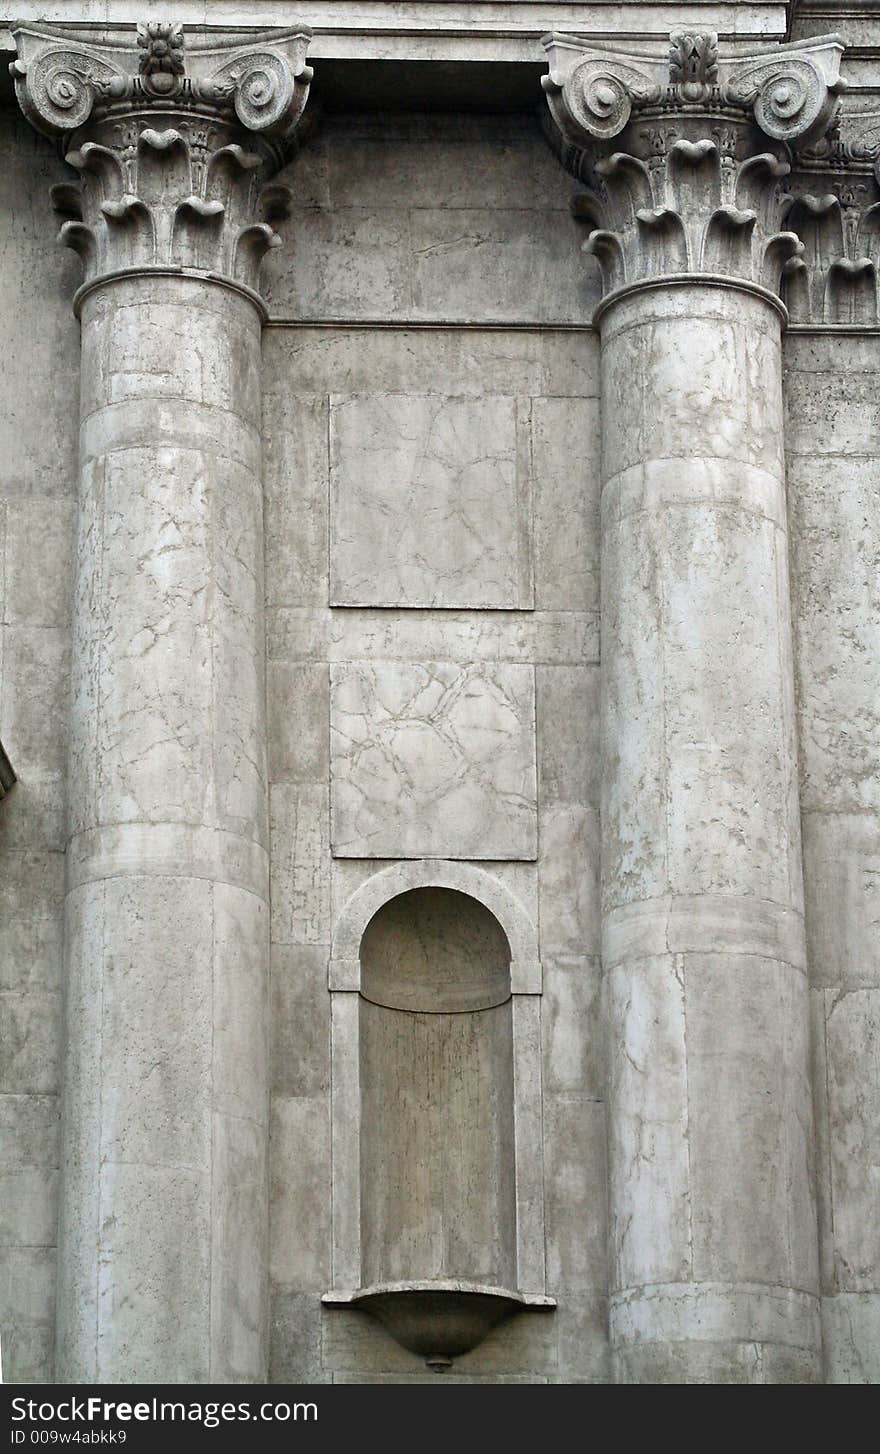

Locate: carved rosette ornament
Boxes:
[541,30,846,314]
[11,23,313,308]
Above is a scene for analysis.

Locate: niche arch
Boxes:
[329,858,542,994]
[324,860,552,1362]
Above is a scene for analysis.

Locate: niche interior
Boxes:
[323,862,554,1369]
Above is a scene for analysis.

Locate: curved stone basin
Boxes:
[323,1281,555,1371]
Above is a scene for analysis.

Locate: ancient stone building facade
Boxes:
[0,2,877,1385]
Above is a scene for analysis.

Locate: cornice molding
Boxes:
[0,7,791,64]
[10,22,313,300]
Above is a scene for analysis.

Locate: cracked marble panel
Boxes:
[329,393,532,609]
[330,660,537,860]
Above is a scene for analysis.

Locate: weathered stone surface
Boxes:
[330,393,532,609]
[330,660,537,859]
[270,784,331,945]
[531,397,601,613]
[685,954,817,1289]
[786,330,880,1384]
[270,945,331,1099]
[359,997,517,1287]
[2,14,879,1390]
[4,16,313,1383]
[801,814,880,991]
[265,115,594,324]
[541,956,602,1097]
[824,989,880,1291]
[823,1294,880,1384]
[269,606,597,669]
[262,322,600,399]
[0,112,80,501]
[593,239,816,1371]
[543,1094,607,1294]
[270,1290,329,1383]
[270,1096,331,1292]
[262,393,330,609]
[96,1164,212,1383]
[268,662,330,786]
[0,1247,56,1385]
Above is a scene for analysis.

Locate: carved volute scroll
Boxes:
[11,23,313,303]
[541,30,847,310]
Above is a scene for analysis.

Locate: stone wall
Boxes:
[0,107,79,1385]
[0,26,877,1383]
[262,113,607,1383]
[785,334,880,1384]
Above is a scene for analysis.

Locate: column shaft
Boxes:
[58,274,269,1382]
[600,283,820,1381]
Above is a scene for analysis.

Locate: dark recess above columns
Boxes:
[0,740,14,800]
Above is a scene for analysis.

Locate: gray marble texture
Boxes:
[330,659,538,860]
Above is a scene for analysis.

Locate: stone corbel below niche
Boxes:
[540,28,880,326]
[0,740,15,800]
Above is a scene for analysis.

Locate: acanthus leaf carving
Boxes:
[782,182,880,324]
[782,110,880,324]
[668,30,718,101]
[11,22,314,303]
[542,30,851,312]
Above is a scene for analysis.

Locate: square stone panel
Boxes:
[330,660,537,860]
[329,393,533,609]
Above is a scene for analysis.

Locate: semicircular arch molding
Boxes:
[329,859,541,995]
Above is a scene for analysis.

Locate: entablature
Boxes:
[0,4,790,67]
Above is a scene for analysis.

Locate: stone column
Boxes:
[12,22,312,1382]
[543,30,844,1383]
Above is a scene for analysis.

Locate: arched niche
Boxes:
[324,862,553,1366]
[329,858,542,995]
[359,887,516,1288]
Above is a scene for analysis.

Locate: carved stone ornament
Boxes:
[542,31,844,149]
[668,30,719,99]
[11,23,313,302]
[542,30,847,306]
[784,110,880,324]
[137,22,186,95]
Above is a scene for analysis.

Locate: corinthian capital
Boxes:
[10,23,313,304]
[542,30,846,306]
[782,109,880,324]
